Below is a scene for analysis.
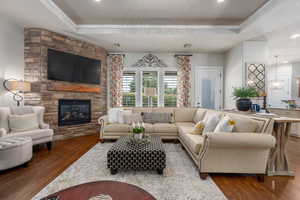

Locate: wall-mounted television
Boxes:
[47,49,101,85]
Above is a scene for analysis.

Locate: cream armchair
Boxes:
[0,106,54,150]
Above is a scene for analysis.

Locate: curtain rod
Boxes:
[107,53,125,56]
[174,54,193,57]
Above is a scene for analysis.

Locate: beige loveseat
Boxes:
[98,107,276,180]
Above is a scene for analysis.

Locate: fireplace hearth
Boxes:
[58,99,91,126]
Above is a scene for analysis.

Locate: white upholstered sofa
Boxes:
[0,106,54,150]
[98,107,276,180]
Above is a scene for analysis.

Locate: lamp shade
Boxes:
[9,81,31,92]
[144,88,157,96]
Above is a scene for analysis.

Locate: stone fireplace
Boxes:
[58,99,91,126]
[24,28,107,139]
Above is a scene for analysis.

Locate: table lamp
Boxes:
[3,79,31,106]
[144,88,157,107]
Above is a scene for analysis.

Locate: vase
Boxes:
[236,98,252,111]
[134,133,143,140]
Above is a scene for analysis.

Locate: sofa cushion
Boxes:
[175,122,195,128]
[123,113,143,124]
[5,129,53,141]
[153,123,178,133]
[214,116,235,133]
[177,125,195,136]
[144,123,154,133]
[226,114,259,133]
[9,113,39,133]
[142,112,172,124]
[193,109,207,123]
[174,108,197,122]
[180,132,204,154]
[132,108,152,114]
[152,108,175,122]
[104,123,131,132]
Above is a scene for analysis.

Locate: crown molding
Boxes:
[39,0,77,31]
[40,0,277,36]
[240,0,277,31]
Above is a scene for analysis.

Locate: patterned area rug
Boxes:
[33,143,227,200]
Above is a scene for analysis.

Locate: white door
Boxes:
[193,67,223,110]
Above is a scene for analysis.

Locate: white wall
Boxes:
[224,44,244,109]
[224,41,268,109]
[0,17,24,106]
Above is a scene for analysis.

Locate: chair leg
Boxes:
[257,174,265,182]
[199,172,209,180]
[46,141,53,151]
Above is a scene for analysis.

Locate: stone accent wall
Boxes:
[24,28,107,139]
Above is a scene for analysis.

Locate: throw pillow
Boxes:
[191,121,205,135]
[124,113,143,124]
[108,108,122,123]
[142,112,173,124]
[203,114,221,133]
[118,110,132,123]
[8,113,39,133]
[214,116,236,133]
[11,106,34,115]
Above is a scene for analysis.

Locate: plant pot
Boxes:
[236,98,252,111]
[134,133,143,140]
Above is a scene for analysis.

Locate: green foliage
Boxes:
[232,87,258,99]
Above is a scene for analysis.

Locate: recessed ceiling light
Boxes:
[113,43,120,48]
[184,43,192,48]
[283,61,289,64]
[290,34,300,39]
[94,0,102,3]
[217,0,225,3]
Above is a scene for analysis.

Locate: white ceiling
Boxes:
[53,0,268,25]
[1,0,300,63]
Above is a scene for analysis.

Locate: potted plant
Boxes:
[131,122,145,140]
[233,87,258,111]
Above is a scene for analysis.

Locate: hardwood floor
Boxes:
[0,134,299,200]
[0,134,98,200]
[212,137,300,200]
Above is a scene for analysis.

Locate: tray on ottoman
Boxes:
[107,136,166,175]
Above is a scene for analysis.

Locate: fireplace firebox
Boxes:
[58,99,91,126]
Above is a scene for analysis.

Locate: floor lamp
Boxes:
[3,79,31,106]
[144,88,157,107]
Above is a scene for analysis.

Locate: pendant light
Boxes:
[270,56,282,90]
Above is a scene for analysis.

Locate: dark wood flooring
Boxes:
[0,134,299,200]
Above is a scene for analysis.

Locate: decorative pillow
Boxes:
[108,108,122,123]
[191,121,205,135]
[142,112,172,124]
[214,116,236,133]
[8,113,39,133]
[193,109,207,124]
[11,106,34,115]
[118,110,132,123]
[124,113,143,124]
[203,114,221,133]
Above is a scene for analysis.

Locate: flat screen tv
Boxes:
[47,49,101,85]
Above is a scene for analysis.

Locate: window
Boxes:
[122,72,136,107]
[142,71,158,107]
[121,70,178,107]
[164,72,177,107]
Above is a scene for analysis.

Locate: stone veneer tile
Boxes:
[24,28,107,139]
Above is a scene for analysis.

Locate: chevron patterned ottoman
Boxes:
[107,136,166,175]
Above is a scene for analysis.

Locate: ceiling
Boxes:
[1,0,300,63]
[53,0,268,25]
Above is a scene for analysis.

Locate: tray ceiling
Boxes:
[53,0,269,25]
